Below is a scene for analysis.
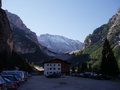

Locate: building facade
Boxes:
[44,59,71,76]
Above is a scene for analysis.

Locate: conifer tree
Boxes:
[100,38,119,76]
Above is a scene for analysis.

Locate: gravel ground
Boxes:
[18,76,120,90]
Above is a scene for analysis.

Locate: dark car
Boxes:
[89,73,98,79]
[46,73,61,78]
[0,76,7,90]
[2,75,19,89]
[13,74,23,84]
[96,74,112,80]
[4,78,18,90]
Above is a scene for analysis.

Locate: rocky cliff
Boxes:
[84,9,120,49]
[0,9,34,71]
[0,8,13,70]
[5,10,39,53]
[5,10,50,64]
[79,9,120,65]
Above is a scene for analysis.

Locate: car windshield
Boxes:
[4,78,11,82]
[4,76,17,81]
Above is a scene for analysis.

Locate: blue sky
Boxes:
[2,0,120,42]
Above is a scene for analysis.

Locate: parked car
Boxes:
[1,70,26,82]
[96,74,112,80]
[79,73,84,77]
[0,76,7,90]
[2,75,20,86]
[71,73,80,77]
[89,73,98,79]
[3,77,18,90]
[46,73,61,78]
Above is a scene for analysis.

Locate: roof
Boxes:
[44,59,71,64]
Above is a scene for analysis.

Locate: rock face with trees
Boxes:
[76,9,120,71]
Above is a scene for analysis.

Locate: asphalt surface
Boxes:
[18,76,120,90]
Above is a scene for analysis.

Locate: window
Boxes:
[58,68,60,70]
[50,64,52,66]
[50,68,52,70]
[58,64,60,66]
[47,64,49,66]
[53,68,55,70]
[54,64,55,66]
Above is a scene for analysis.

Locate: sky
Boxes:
[2,0,120,42]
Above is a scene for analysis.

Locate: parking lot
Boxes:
[18,76,120,90]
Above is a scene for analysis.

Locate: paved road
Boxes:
[18,76,120,90]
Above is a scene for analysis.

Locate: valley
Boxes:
[0,1,120,90]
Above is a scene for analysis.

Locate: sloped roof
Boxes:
[44,58,71,64]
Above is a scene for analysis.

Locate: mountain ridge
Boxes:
[5,10,51,64]
[76,8,120,69]
[38,34,83,54]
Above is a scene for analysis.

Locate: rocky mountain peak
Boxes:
[5,10,27,30]
[107,9,120,45]
[38,34,83,53]
[117,8,120,14]
[84,9,120,48]
[6,10,39,44]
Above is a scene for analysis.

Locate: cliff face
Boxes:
[81,9,120,62]
[0,9,13,69]
[84,9,120,48]
[5,10,39,54]
[5,10,50,64]
[0,9,13,52]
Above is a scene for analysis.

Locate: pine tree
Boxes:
[100,38,119,76]
[81,62,88,73]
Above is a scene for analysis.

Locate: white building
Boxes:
[44,63,61,76]
[44,59,71,76]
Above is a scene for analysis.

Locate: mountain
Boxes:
[38,34,83,53]
[5,10,50,64]
[0,8,33,71]
[77,9,120,69]
[0,9,13,70]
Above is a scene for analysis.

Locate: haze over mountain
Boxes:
[38,34,83,53]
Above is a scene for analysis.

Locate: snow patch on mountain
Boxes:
[38,34,83,53]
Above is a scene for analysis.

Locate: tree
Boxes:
[100,38,119,76]
[77,64,81,73]
[81,62,88,73]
